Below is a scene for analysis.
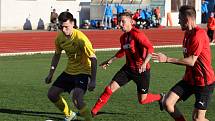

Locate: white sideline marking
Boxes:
[0,43,214,57]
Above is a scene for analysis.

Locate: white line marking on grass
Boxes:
[0,51,55,56]
[0,43,214,57]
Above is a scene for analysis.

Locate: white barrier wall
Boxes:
[164,0,201,26]
[0,0,80,31]
[0,0,202,30]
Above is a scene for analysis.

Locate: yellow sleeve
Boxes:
[84,40,95,57]
[80,37,95,57]
[55,34,63,54]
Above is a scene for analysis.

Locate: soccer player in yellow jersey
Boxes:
[45,12,97,121]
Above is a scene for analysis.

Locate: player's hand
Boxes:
[99,59,112,69]
[152,53,167,63]
[139,63,146,73]
[45,74,53,84]
[88,80,96,91]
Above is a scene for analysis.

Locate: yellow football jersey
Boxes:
[55,29,95,75]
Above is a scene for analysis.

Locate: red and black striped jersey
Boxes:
[182,26,215,86]
[115,27,154,71]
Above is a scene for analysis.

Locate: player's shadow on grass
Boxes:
[0,108,81,121]
[96,111,126,116]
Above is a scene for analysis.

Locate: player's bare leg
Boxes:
[138,94,147,102]
[164,91,186,121]
[108,81,121,92]
[192,108,209,121]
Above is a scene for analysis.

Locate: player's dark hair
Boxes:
[73,18,78,29]
[179,5,196,19]
[58,12,74,23]
[119,12,133,19]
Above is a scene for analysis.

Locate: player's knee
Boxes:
[72,91,85,109]
[192,112,208,121]
[47,92,58,102]
[72,97,85,110]
[193,118,209,121]
[163,100,174,112]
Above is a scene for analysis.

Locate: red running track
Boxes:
[0,28,184,53]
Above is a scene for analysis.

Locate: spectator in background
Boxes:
[154,6,161,27]
[207,12,215,43]
[133,9,141,24]
[104,4,113,29]
[136,9,146,29]
[151,7,157,27]
[140,9,146,21]
[139,9,151,29]
[145,8,152,28]
[50,9,58,24]
[112,15,118,29]
[201,0,209,23]
[115,3,124,28]
[48,8,59,31]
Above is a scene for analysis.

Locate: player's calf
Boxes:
[91,86,113,116]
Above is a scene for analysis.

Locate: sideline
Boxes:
[0,44,214,57]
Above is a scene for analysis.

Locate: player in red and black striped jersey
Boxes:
[152,5,215,121]
[91,12,162,117]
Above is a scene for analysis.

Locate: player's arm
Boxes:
[88,54,97,91]
[153,34,203,66]
[152,53,198,66]
[137,32,154,73]
[99,48,124,69]
[166,55,197,66]
[99,55,118,69]
[45,52,61,84]
[80,36,98,91]
[144,53,152,64]
[139,53,152,73]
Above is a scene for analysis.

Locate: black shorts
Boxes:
[52,72,90,93]
[171,80,215,110]
[112,65,150,94]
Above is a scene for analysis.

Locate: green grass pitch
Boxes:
[0,46,215,121]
